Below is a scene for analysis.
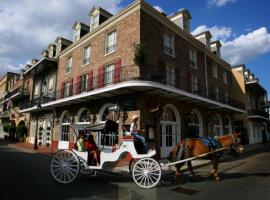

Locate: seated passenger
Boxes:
[77,132,86,152]
[130,115,149,154]
[85,134,100,166]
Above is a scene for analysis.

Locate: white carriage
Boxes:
[50,125,161,189]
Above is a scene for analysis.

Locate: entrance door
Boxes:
[160,105,180,158]
[160,122,178,158]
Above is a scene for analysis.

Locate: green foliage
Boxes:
[16,124,28,138]
[3,124,9,133]
[133,43,145,66]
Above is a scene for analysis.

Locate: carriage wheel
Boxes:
[50,150,80,184]
[132,158,161,189]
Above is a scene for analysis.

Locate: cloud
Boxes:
[192,25,232,41]
[0,0,123,77]
[208,0,236,7]
[222,27,270,65]
[192,25,270,65]
[153,5,165,13]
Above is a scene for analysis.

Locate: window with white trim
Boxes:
[48,75,54,91]
[223,70,228,84]
[224,92,229,103]
[80,74,88,92]
[188,111,200,136]
[64,81,70,97]
[191,76,198,94]
[65,56,72,73]
[104,64,114,86]
[73,28,80,42]
[212,63,218,79]
[90,14,99,31]
[213,115,222,136]
[189,48,197,69]
[34,83,39,96]
[83,46,91,65]
[164,32,174,56]
[61,112,70,141]
[105,31,117,54]
[166,64,175,87]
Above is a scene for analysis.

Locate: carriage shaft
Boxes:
[161,147,229,167]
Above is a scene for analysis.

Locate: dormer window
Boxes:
[56,40,61,55]
[73,28,80,42]
[49,46,54,58]
[90,14,99,31]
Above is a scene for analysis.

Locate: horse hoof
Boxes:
[215,176,220,181]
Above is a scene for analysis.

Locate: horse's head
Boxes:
[231,132,244,154]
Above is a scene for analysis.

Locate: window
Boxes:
[49,46,54,58]
[188,111,200,136]
[48,75,54,91]
[189,48,197,69]
[212,63,218,78]
[64,81,70,97]
[90,14,99,31]
[80,74,88,92]
[191,76,198,94]
[79,109,91,123]
[61,112,70,141]
[223,70,228,84]
[214,87,219,101]
[73,29,80,42]
[224,117,232,134]
[34,84,39,96]
[224,92,229,103]
[105,31,117,54]
[213,115,222,136]
[164,33,174,56]
[104,64,114,86]
[166,64,175,87]
[83,46,91,65]
[66,56,72,73]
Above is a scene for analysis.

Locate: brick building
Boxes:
[20,0,247,158]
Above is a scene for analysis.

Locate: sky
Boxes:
[0,0,269,98]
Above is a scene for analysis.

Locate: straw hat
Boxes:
[131,115,139,122]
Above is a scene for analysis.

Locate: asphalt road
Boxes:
[0,142,270,200]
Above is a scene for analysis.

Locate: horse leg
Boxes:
[174,162,186,181]
[210,156,220,181]
[187,161,196,177]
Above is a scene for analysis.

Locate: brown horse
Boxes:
[168,133,243,181]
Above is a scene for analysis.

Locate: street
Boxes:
[0,142,270,200]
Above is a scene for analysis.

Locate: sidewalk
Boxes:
[5,141,269,173]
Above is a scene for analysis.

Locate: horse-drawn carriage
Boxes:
[50,106,243,189]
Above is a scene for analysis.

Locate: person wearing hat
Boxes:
[130,115,149,154]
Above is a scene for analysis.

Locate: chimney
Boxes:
[194,31,212,49]
[211,40,222,58]
[169,9,192,33]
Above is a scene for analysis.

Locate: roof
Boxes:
[168,9,192,20]
[194,31,212,38]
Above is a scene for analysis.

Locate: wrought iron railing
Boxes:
[21,64,245,110]
[248,109,269,118]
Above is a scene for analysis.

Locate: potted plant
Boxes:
[46,126,51,147]
[133,43,145,67]
[38,127,43,146]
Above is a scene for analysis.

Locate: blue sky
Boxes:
[0,0,269,97]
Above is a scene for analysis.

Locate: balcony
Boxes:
[248,109,269,119]
[20,65,245,111]
[20,96,56,110]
